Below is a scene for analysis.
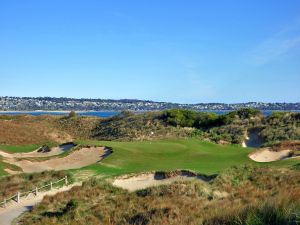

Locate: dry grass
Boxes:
[0,115,67,145]
[0,171,71,199]
[54,116,101,140]
[0,115,100,145]
[19,166,300,225]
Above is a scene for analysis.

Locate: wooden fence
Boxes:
[0,176,68,208]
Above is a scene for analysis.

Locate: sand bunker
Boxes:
[249,148,291,162]
[113,171,212,192]
[4,147,108,173]
[0,143,75,159]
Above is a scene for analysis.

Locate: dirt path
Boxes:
[0,182,82,225]
[4,147,107,173]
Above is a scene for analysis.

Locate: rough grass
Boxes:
[18,166,300,225]
[92,111,195,141]
[0,171,73,200]
[0,114,100,145]
[55,116,101,139]
[0,115,63,145]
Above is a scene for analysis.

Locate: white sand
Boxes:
[249,148,291,162]
[113,173,205,192]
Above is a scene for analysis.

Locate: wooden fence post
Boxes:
[17,192,20,203]
[65,176,68,185]
[1,176,67,208]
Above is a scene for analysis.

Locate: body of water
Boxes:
[0,110,299,118]
[0,111,119,118]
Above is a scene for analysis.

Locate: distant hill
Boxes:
[0,96,300,111]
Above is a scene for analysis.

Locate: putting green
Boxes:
[77,138,257,176]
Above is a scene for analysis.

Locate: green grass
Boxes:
[0,142,57,153]
[1,138,298,178]
[0,156,22,176]
[76,138,300,177]
[0,144,40,153]
[76,138,258,177]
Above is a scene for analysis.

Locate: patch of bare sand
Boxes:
[112,172,207,192]
[4,168,22,175]
[249,148,291,162]
[4,147,106,173]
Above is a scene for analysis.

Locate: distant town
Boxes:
[0,96,299,111]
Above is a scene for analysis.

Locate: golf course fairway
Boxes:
[77,138,257,176]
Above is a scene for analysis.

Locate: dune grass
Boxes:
[19,166,300,225]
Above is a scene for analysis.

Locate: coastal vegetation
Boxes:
[18,166,300,225]
[0,109,299,147]
[92,109,299,147]
[0,109,299,224]
[0,171,72,199]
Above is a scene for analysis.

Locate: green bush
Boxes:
[68,111,77,118]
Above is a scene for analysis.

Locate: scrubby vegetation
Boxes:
[0,109,298,147]
[0,171,72,199]
[18,166,300,225]
[0,110,299,224]
[92,111,195,141]
[55,115,101,139]
[92,108,265,144]
[259,112,300,146]
[92,109,300,147]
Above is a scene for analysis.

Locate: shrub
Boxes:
[68,111,77,118]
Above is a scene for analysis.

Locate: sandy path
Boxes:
[113,173,206,192]
[249,148,291,162]
[0,144,75,159]
[0,182,81,225]
[4,147,106,173]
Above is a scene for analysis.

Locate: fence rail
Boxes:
[0,176,68,208]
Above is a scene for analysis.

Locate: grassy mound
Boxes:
[18,166,300,225]
[92,111,195,141]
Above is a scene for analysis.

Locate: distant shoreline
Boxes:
[0,109,299,113]
[0,110,119,113]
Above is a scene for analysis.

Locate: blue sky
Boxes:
[0,0,300,103]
